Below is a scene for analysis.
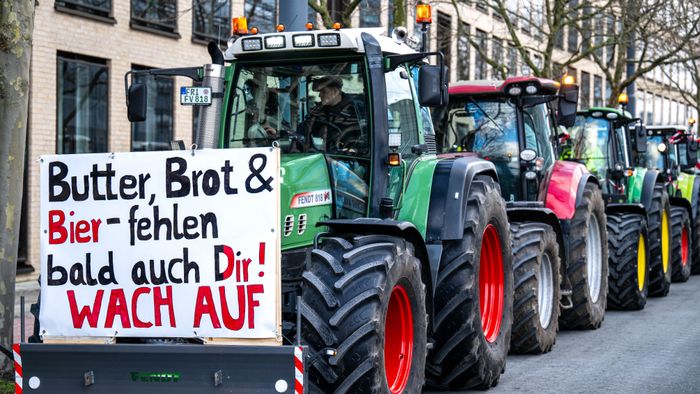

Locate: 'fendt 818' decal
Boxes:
[290,190,332,208]
[130,372,181,383]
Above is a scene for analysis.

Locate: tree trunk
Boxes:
[0,0,35,375]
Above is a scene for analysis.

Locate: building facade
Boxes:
[19,0,699,275]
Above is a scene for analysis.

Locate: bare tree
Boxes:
[308,0,362,28]
[450,0,614,79]
[665,58,700,121]
[593,0,700,106]
[0,0,35,376]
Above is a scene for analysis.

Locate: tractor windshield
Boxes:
[226,60,369,157]
[441,98,519,199]
[568,116,613,179]
[645,135,667,170]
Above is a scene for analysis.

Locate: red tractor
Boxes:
[434,76,608,354]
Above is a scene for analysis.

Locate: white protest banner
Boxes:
[39,148,280,340]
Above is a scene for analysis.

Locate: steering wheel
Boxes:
[310,119,363,154]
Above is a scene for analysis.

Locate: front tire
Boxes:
[301,235,427,393]
[606,212,649,310]
[560,182,608,329]
[426,176,513,390]
[509,222,561,354]
[648,186,672,297]
[671,206,692,282]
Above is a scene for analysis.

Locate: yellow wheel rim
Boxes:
[637,234,646,292]
[661,210,670,273]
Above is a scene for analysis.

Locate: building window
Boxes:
[580,71,591,109]
[245,0,276,34]
[57,53,109,154]
[593,75,603,107]
[491,38,503,77]
[193,0,231,43]
[507,45,518,77]
[131,66,174,151]
[474,29,487,79]
[458,23,471,80]
[131,0,178,35]
[360,0,381,27]
[55,0,112,19]
[521,51,531,76]
[567,0,579,53]
[437,12,452,81]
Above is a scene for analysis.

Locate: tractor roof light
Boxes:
[277,24,285,32]
[507,86,522,96]
[232,16,249,35]
[689,117,697,125]
[618,92,629,105]
[416,3,432,24]
[264,35,286,49]
[241,37,262,51]
[318,33,340,47]
[332,22,342,30]
[305,22,314,30]
[525,85,538,94]
[250,27,259,35]
[658,142,667,153]
[292,34,314,48]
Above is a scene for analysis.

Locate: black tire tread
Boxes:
[426,176,513,390]
[671,206,692,282]
[648,186,672,297]
[509,222,561,354]
[560,182,608,329]
[606,212,648,310]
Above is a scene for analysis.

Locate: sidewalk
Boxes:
[13,279,39,343]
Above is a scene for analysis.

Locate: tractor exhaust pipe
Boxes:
[196,42,226,149]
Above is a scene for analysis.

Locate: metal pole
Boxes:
[278,0,308,32]
[20,296,25,343]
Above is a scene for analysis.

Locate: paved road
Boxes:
[456,276,700,393]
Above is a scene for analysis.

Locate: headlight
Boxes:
[264,35,285,49]
[292,34,314,47]
[241,37,262,51]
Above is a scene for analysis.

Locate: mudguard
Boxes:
[626,167,648,204]
[670,196,693,220]
[544,160,597,220]
[640,169,664,209]
[677,173,699,215]
[606,203,647,218]
[426,156,499,242]
[506,202,566,265]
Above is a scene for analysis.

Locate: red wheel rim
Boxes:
[479,224,504,343]
[682,225,689,267]
[384,285,413,393]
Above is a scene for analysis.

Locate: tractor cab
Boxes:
[566,108,644,203]
[436,76,578,202]
[645,125,698,189]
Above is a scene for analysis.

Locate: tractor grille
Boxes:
[298,214,307,235]
[425,133,437,154]
[284,215,294,237]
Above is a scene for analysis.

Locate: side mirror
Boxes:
[127,83,148,122]
[556,84,578,128]
[419,65,448,107]
[633,124,647,153]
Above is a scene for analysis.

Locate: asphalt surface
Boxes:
[443,276,700,393]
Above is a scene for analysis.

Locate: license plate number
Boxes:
[180,87,211,105]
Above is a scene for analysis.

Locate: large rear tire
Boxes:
[301,235,427,393]
[509,222,560,354]
[606,212,649,310]
[648,186,672,297]
[671,206,692,282]
[426,176,513,390]
[560,182,608,329]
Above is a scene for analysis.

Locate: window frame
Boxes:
[54,0,115,23]
[192,0,232,45]
[130,64,175,152]
[130,0,180,38]
[56,52,110,155]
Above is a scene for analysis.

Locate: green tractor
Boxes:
[644,125,698,281]
[25,22,515,393]
[565,105,681,311]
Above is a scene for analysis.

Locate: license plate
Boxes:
[180,87,211,105]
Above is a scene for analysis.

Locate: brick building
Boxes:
[17,0,699,275]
